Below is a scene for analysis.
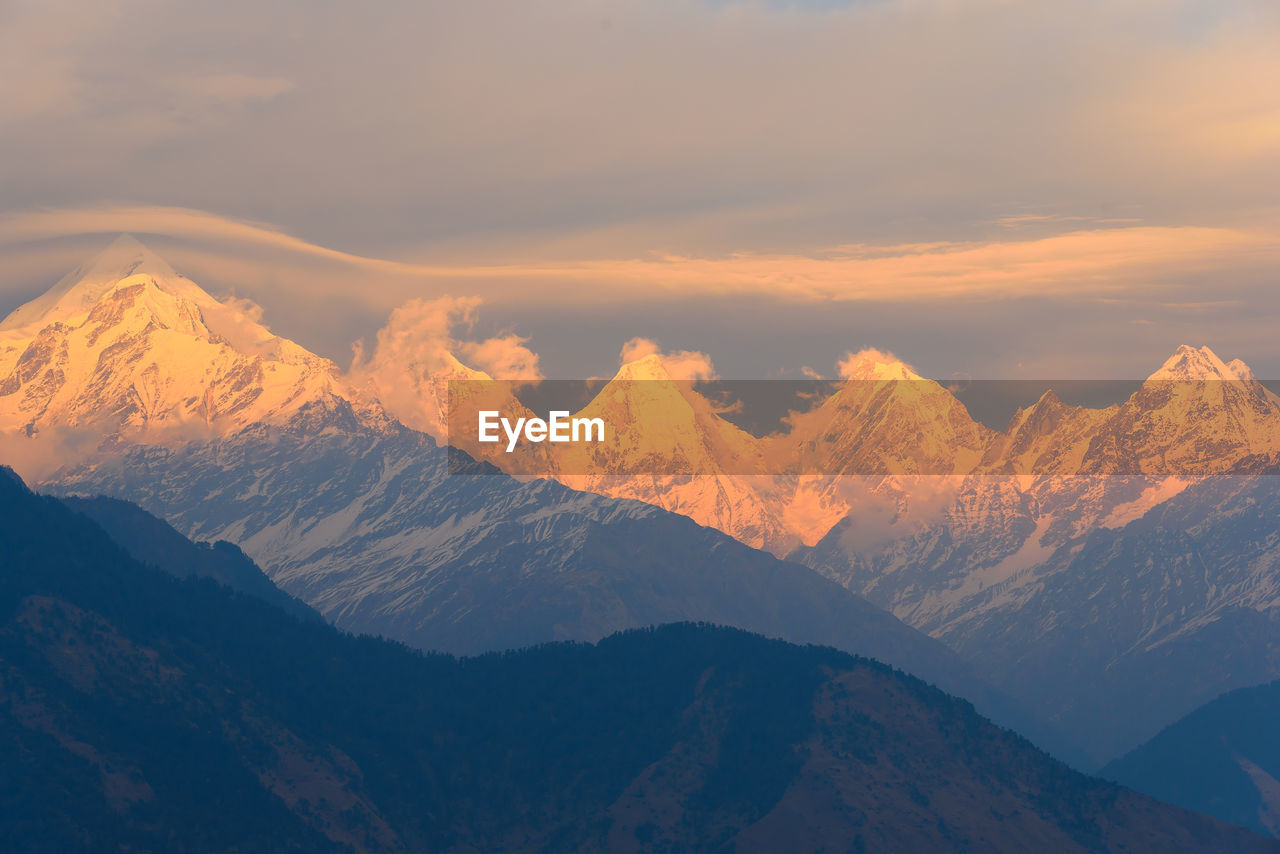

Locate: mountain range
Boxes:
[2,466,1272,852]
[434,331,1280,766]
[441,342,1280,549]
[6,236,1280,769]
[2,236,1069,754]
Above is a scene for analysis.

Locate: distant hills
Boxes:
[1105,679,1280,839]
[60,494,318,621]
[2,467,1272,853]
[799,470,1280,765]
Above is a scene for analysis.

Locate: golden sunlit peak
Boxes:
[1147,345,1246,382]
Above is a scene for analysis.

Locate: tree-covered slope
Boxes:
[1105,679,1280,838]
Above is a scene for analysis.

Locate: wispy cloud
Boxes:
[995,214,1145,228]
[619,337,717,380]
[3,207,1274,310]
[0,206,425,274]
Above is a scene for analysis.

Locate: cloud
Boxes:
[0,425,104,482]
[1,0,1277,384]
[348,295,543,437]
[2,204,1279,385]
[583,227,1279,302]
[351,295,483,377]
[462,334,542,380]
[995,213,1145,228]
[0,206,425,273]
[337,294,544,383]
[831,475,970,553]
[3,206,1275,309]
[619,338,660,363]
[619,337,717,380]
[837,348,914,379]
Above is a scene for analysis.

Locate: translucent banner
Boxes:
[445,379,1280,476]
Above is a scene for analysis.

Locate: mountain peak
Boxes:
[1146,345,1239,382]
[612,352,674,382]
[81,233,176,281]
[1007,387,1065,430]
[1034,387,1064,409]
[0,235,349,472]
[0,234,201,333]
[837,349,922,383]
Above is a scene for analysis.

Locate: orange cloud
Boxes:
[347,295,543,438]
[620,337,717,381]
[837,349,915,379]
[352,295,541,381]
[462,334,542,381]
[582,226,1276,302]
[2,207,1277,310]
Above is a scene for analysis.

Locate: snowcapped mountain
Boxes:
[1074,345,1280,476]
[434,330,1280,765]
[779,350,997,476]
[798,346,1280,624]
[461,343,1280,557]
[544,353,800,552]
[10,238,1039,746]
[13,237,1280,769]
[562,353,764,476]
[793,348,1280,765]
[0,236,353,475]
[435,350,805,552]
[453,349,1000,551]
[359,347,533,449]
[981,389,1114,476]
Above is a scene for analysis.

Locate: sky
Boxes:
[1,0,1277,380]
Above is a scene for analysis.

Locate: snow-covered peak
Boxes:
[1031,387,1064,411]
[2,236,326,369]
[1,235,190,333]
[1068,345,1280,476]
[611,352,676,383]
[1006,389,1064,433]
[0,237,358,477]
[81,233,176,278]
[1146,345,1239,382]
